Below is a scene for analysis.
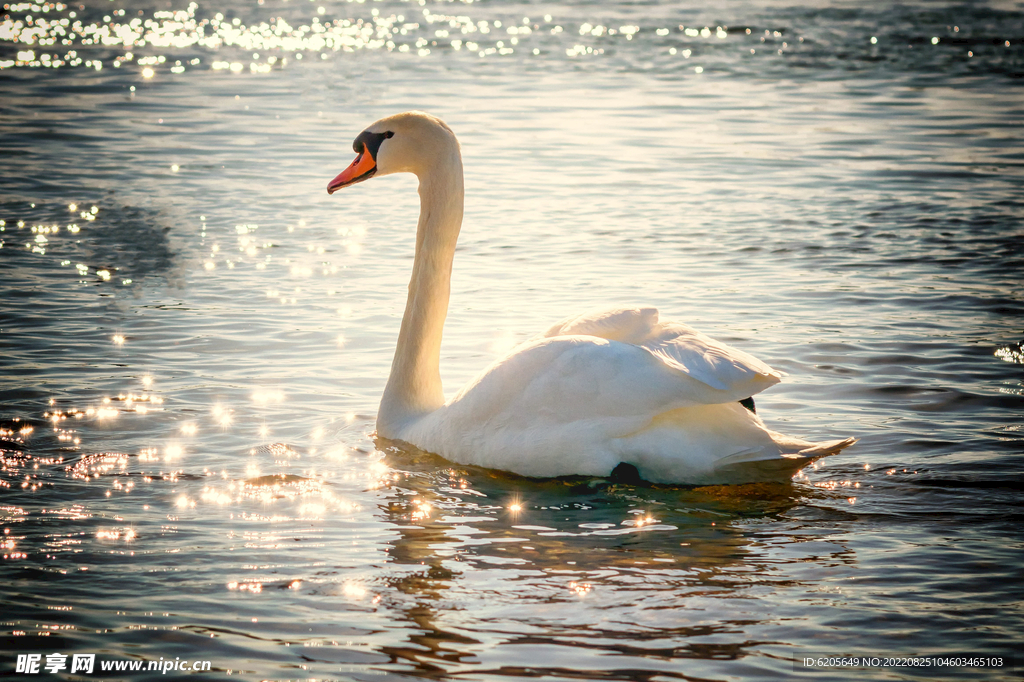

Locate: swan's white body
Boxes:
[328,112,855,485]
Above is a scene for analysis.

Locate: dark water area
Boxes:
[2,0,1023,680]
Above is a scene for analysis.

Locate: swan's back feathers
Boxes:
[539,307,660,343]
[540,307,781,398]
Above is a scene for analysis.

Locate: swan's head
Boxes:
[327,111,459,194]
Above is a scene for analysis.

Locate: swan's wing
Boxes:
[642,322,781,396]
[538,307,781,399]
[422,335,710,477]
[448,335,753,432]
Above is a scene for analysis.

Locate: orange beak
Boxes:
[327,144,377,194]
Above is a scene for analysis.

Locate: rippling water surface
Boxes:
[2,0,1023,679]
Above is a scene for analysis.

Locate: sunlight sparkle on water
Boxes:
[0,0,881,76]
[569,581,592,596]
[212,405,233,427]
[995,340,1024,364]
[325,446,348,462]
[342,583,367,599]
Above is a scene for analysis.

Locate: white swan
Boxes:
[327,111,855,485]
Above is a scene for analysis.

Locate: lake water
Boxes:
[1,0,1023,679]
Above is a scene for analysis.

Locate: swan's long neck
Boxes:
[378,150,464,437]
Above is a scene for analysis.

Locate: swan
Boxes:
[326,111,855,485]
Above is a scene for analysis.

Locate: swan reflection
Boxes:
[367,437,850,677]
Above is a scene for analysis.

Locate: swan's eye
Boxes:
[352,130,392,160]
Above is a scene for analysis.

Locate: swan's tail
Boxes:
[797,437,857,459]
[713,437,857,483]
